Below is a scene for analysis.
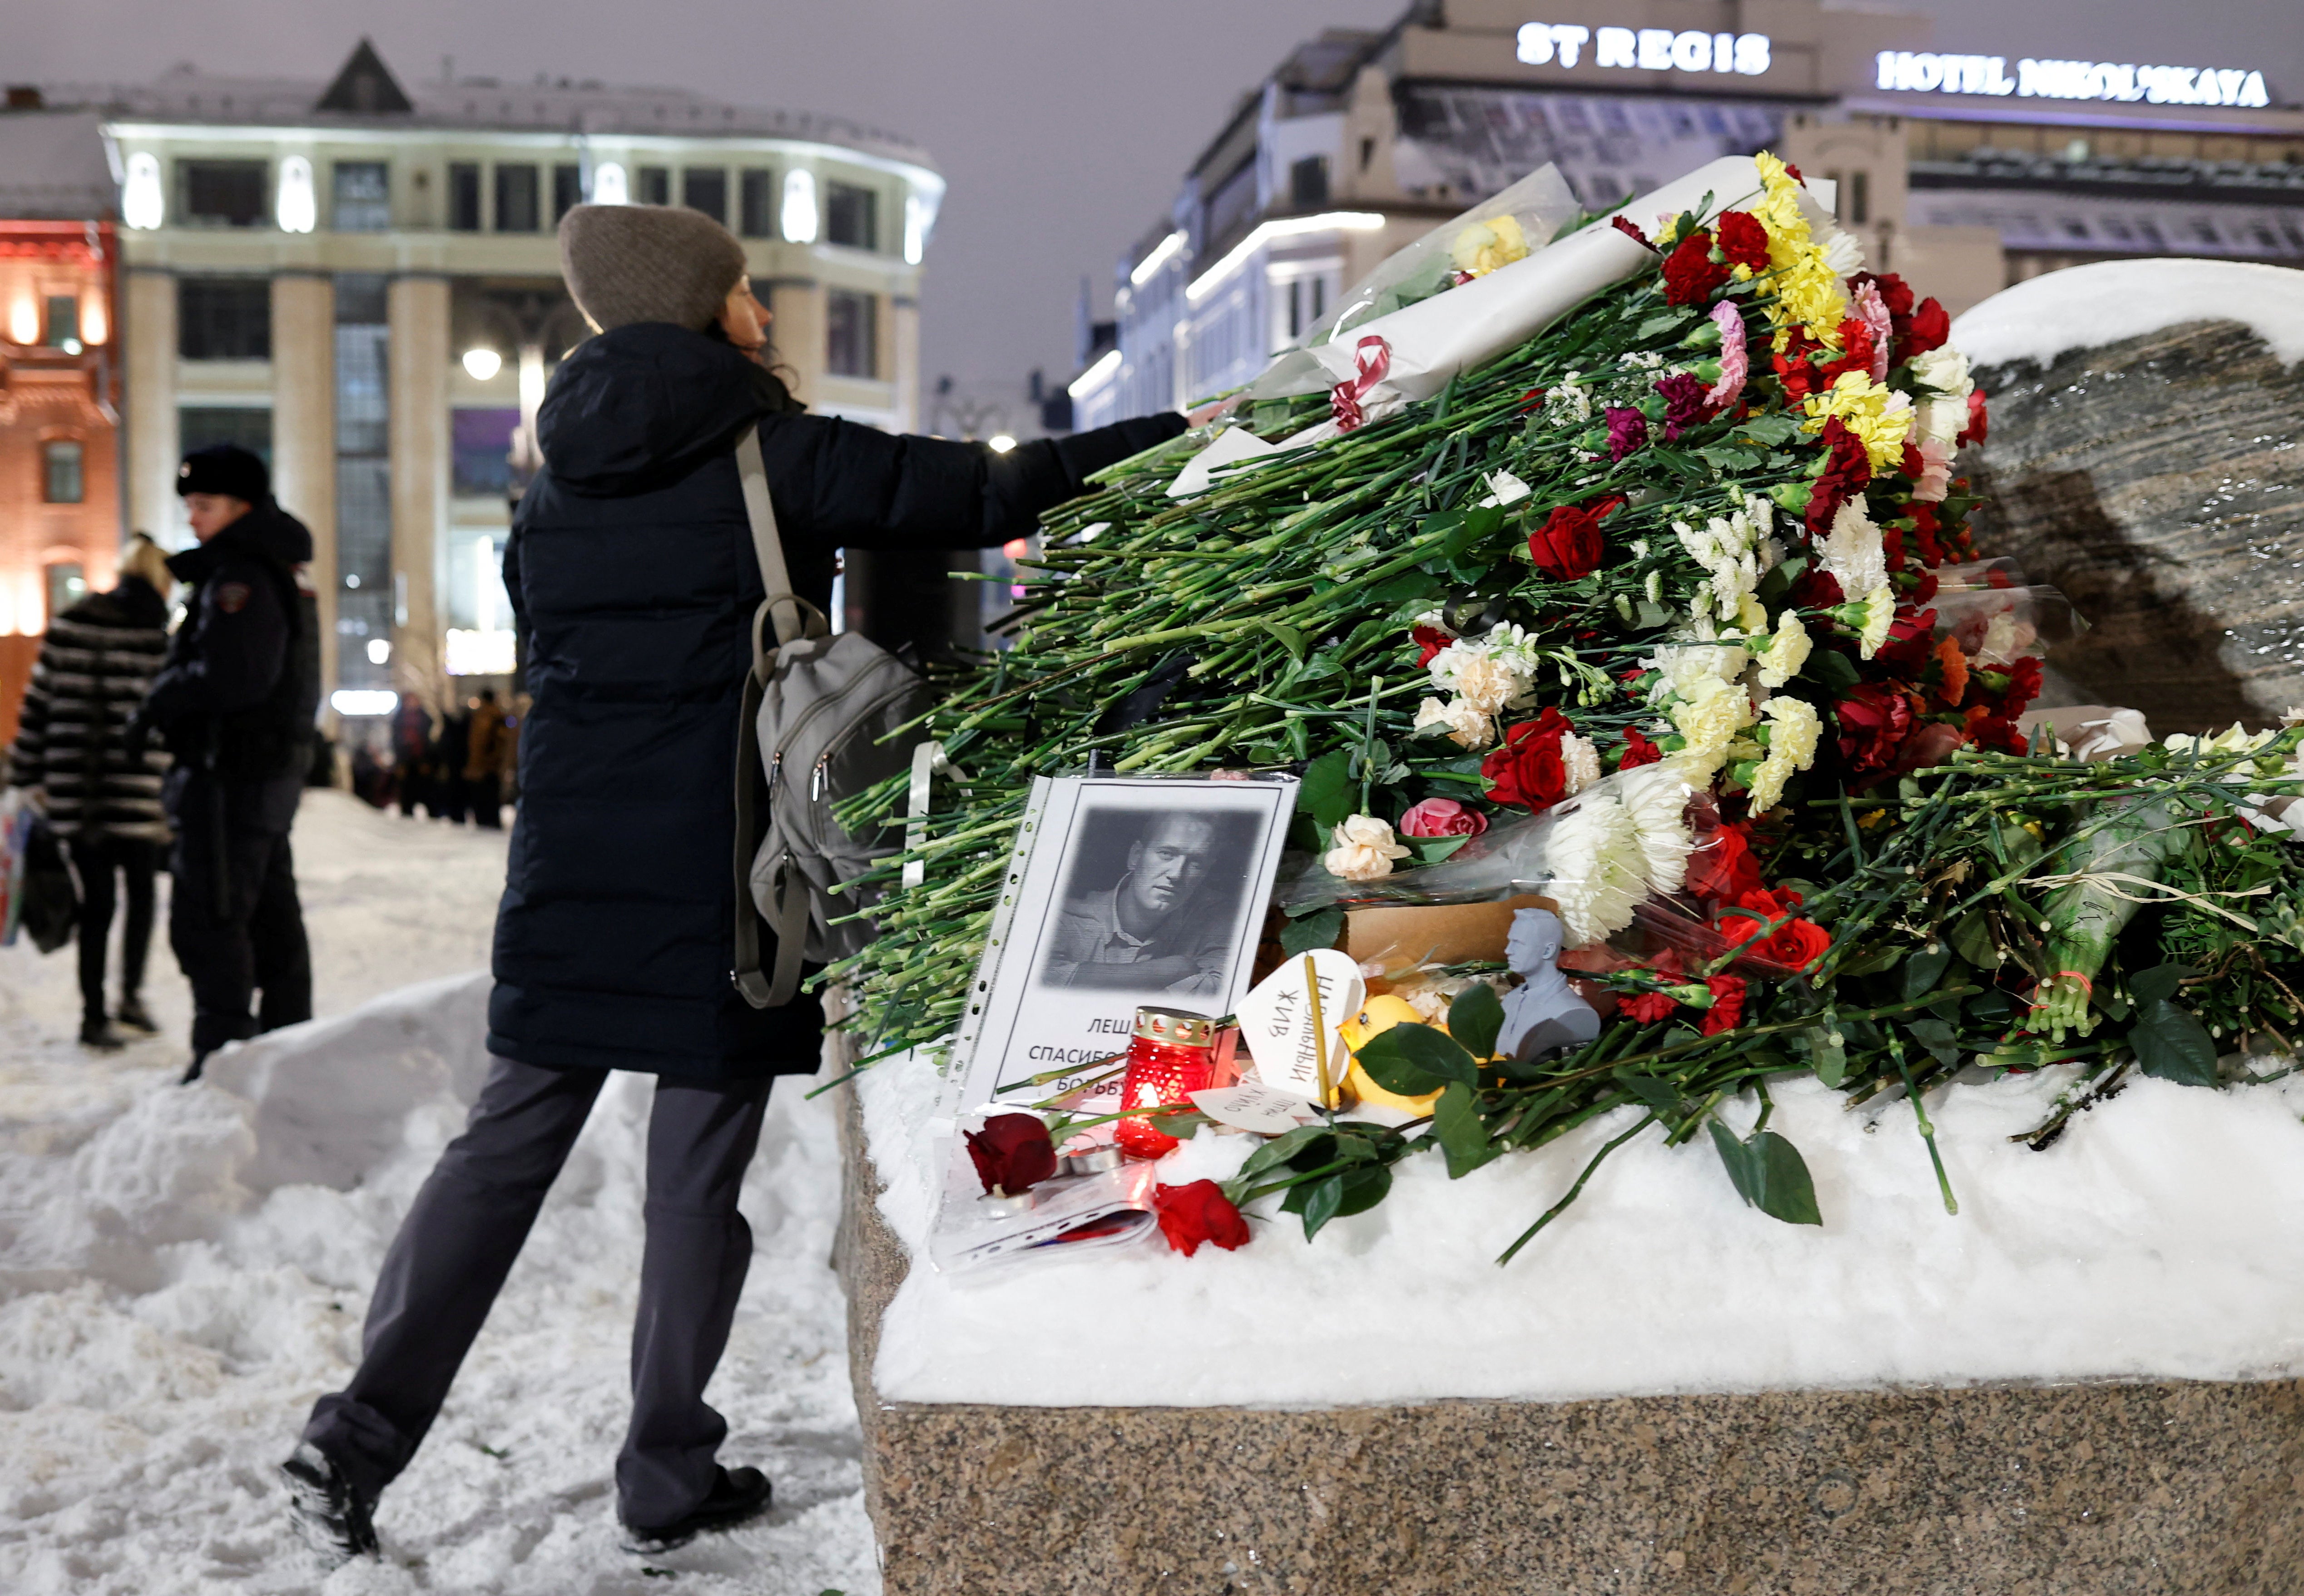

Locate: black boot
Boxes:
[179,1051,210,1086]
[619,1466,773,1555]
[281,1443,379,1569]
[115,993,159,1034]
[79,1016,125,1051]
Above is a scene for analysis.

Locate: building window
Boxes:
[43,296,79,349]
[452,408,521,498]
[335,273,391,688]
[179,406,274,465]
[826,289,877,377]
[178,278,272,361]
[553,163,584,222]
[825,183,878,251]
[1850,170,1870,226]
[495,165,540,232]
[178,159,269,227]
[638,166,671,206]
[1290,155,1330,209]
[42,440,84,504]
[46,563,85,623]
[447,163,483,231]
[739,168,776,237]
[683,168,728,223]
[332,161,391,231]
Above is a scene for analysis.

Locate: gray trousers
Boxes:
[302,1055,771,1528]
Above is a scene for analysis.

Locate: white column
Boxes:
[271,273,337,705]
[121,268,177,544]
[387,274,451,702]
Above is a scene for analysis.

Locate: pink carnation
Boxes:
[1912,437,1953,502]
[1704,301,1748,411]
[1850,279,1894,384]
[1399,797,1489,839]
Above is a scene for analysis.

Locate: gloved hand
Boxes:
[120,709,152,760]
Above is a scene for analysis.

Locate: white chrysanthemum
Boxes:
[1819,229,1865,277]
[1617,762,1695,897]
[1754,611,1813,690]
[1560,732,1603,797]
[1746,697,1822,814]
[1543,791,1648,948]
[1821,499,1887,603]
[1856,583,1896,660]
[1324,814,1410,881]
[1413,695,1492,750]
[1669,677,1754,784]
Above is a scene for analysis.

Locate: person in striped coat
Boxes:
[6,535,176,1048]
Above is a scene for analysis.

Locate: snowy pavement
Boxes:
[0,792,875,1596]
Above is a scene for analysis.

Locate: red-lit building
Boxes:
[0,105,120,745]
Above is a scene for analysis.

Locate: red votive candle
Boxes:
[1115,1007,1217,1159]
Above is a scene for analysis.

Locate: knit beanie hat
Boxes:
[558,203,749,333]
[176,442,270,502]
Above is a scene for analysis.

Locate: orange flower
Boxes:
[1934,636,1969,707]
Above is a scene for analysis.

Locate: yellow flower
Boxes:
[1669,677,1755,785]
[1803,371,1914,471]
[1753,610,1811,690]
[1750,151,1848,350]
[1856,584,1895,660]
[1450,214,1530,278]
[1746,697,1822,814]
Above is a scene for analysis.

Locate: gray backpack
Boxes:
[731,430,934,1008]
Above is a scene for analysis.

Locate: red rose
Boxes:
[1619,727,1665,770]
[1687,822,1764,905]
[1528,503,1608,580]
[1154,1180,1251,1257]
[1623,991,1679,1024]
[1806,417,1874,536]
[1399,797,1488,838]
[1760,917,1831,971]
[1482,708,1574,812]
[1661,228,1731,306]
[1701,974,1748,1035]
[1957,389,1989,447]
[1901,297,1950,360]
[1835,683,1913,774]
[1715,211,1769,272]
[1719,890,1831,972]
[964,1113,1057,1196]
[1412,624,1454,667]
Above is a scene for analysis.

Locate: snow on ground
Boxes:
[1951,257,2304,371]
[862,1045,2304,1409]
[0,791,874,1595]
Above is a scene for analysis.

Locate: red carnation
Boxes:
[1412,624,1454,667]
[1701,974,1749,1035]
[1604,405,1649,462]
[1966,710,2027,754]
[1789,565,1846,610]
[1773,326,1829,405]
[1805,417,1874,536]
[1655,372,1713,440]
[1820,316,1878,384]
[1901,297,1950,360]
[1783,161,1804,182]
[1619,726,1665,769]
[1661,228,1732,306]
[1836,683,1913,774]
[1528,501,1610,580]
[1624,991,1679,1024]
[1610,214,1656,250]
[1874,609,1938,673]
[1518,387,1548,412]
[1958,389,1989,447]
[1908,500,1945,565]
[1482,708,1575,813]
[1687,822,1765,905]
[2001,657,2043,719]
[1715,210,1769,273]
[964,1113,1058,1196]
[1154,1180,1251,1257]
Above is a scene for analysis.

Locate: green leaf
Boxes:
[1368,571,1444,605]
[1353,1023,1479,1093]
[1300,750,1356,830]
[1298,1174,1343,1239]
[1413,835,1472,865]
[1802,1025,1848,1088]
[1947,910,2001,969]
[1738,414,1799,445]
[1709,1121,1823,1225]
[1300,1164,1392,1241]
[1694,443,1761,472]
[1237,1124,1329,1183]
[1610,1065,1683,1121]
[2130,998,2220,1088]
[1801,649,1860,694]
[1637,309,1694,339]
[2128,963,2197,1007]
[1906,1016,1962,1068]
[1900,946,1952,1003]
[1433,1082,1499,1178]
[1268,623,1307,662]
[1447,983,1506,1060]
[1279,907,1343,957]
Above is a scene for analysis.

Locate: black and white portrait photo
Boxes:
[1036,805,1263,998]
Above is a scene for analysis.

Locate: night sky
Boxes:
[17,0,2300,433]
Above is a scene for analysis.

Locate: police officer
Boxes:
[137,444,322,1082]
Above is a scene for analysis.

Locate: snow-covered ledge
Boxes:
[836,1047,2304,1593]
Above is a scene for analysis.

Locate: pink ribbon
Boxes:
[1329,335,1392,432]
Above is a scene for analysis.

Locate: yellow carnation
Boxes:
[1746,697,1822,814]
[1451,214,1530,278]
[1803,371,1914,471]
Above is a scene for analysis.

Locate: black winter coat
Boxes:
[6,578,173,841]
[489,323,1184,1082]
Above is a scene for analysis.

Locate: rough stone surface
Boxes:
[837,1085,2304,1596]
[1964,318,2304,734]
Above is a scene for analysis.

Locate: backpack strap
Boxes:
[736,430,826,664]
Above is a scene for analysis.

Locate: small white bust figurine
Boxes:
[1496,907,1601,1062]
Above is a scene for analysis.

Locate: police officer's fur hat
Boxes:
[558,203,748,333]
[176,443,269,502]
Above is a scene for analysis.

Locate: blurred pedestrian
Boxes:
[4,534,177,1047]
[390,692,432,818]
[431,706,471,824]
[463,689,507,828]
[134,444,320,1082]
[283,201,1189,1566]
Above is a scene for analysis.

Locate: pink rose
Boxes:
[1399,797,1489,839]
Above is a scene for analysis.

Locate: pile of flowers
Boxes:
[831,153,2304,1260]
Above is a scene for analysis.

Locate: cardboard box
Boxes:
[1344,894,1557,973]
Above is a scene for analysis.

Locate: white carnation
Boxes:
[1821,499,1887,603]
[1754,611,1813,690]
[1560,732,1602,797]
[1909,346,1972,400]
[1324,814,1410,882]
[1413,695,1493,750]
[1746,697,1822,814]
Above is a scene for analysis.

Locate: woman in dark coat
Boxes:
[285,203,1187,1565]
[5,534,176,1047]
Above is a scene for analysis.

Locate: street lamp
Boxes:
[462,347,503,381]
[987,434,1018,453]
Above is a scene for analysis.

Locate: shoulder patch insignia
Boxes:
[215,581,252,614]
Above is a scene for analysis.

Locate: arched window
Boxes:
[42,440,84,504]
